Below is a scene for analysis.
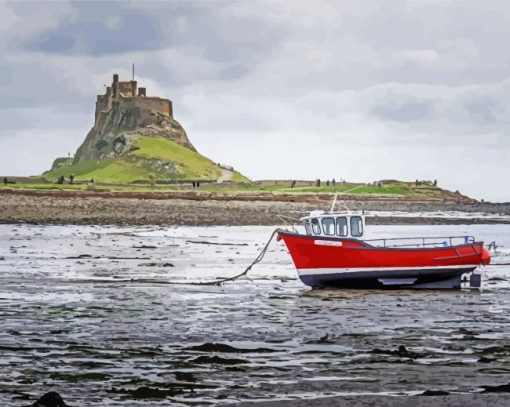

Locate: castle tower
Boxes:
[130,80,137,97]
[112,73,119,98]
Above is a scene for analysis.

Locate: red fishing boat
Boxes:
[277,211,491,289]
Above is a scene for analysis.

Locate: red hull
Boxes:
[278,231,489,289]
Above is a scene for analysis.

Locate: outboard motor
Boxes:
[470,273,482,289]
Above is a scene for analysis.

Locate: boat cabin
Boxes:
[301,211,365,238]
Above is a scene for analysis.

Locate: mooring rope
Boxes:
[189,228,280,286]
[116,228,281,286]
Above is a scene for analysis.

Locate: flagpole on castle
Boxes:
[132,63,135,81]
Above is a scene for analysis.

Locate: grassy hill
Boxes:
[44,136,248,183]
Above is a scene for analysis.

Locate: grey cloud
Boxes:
[1,0,510,200]
[23,3,162,55]
[369,97,435,123]
[358,80,510,144]
[463,98,505,126]
[218,64,248,80]
[18,0,284,70]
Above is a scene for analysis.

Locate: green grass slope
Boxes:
[196,180,447,198]
[44,136,226,182]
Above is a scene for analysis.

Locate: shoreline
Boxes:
[1,189,509,226]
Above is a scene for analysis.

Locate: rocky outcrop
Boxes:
[73,96,195,163]
[50,157,73,171]
[42,73,239,182]
[27,391,68,407]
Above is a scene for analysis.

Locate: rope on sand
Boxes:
[190,228,280,286]
[120,229,281,286]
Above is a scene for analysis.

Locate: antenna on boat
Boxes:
[330,192,351,213]
[330,193,338,213]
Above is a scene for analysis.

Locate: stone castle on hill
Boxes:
[95,73,173,124]
[69,73,195,164]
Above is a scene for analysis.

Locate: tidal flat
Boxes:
[0,223,509,406]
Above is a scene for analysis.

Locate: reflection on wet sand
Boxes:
[303,288,482,299]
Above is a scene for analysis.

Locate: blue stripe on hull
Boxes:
[299,267,476,289]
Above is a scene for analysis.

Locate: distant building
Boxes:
[95,73,173,124]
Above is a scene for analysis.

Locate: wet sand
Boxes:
[0,224,509,406]
[1,189,509,226]
[239,393,510,406]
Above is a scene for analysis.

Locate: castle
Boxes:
[95,73,173,124]
[68,72,195,164]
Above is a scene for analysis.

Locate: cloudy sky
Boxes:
[0,0,509,201]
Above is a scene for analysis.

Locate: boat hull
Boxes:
[297,266,474,289]
[277,231,487,289]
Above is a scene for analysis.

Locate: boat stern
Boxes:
[481,247,491,265]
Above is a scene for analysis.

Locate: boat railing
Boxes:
[364,235,475,248]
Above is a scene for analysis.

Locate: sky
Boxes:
[0,0,509,202]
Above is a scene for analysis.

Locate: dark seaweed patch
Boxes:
[482,382,510,393]
[66,254,150,260]
[49,372,111,382]
[420,389,450,396]
[370,345,419,359]
[480,345,510,356]
[123,347,164,357]
[186,240,248,246]
[186,342,276,354]
[190,355,248,365]
[174,371,197,382]
[138,262,174,267]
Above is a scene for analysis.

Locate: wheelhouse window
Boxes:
[311,218,321,235]
[321,217,335,235]
[350,216,363,237]
[304,221,312,235]
[336,217,348,237]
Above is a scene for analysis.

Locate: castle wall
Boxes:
[117,81,136,98]
[95,87,112,123]
[135,97,173,117]
[95,74,173,123]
